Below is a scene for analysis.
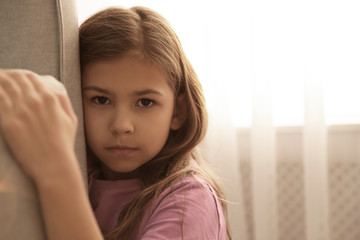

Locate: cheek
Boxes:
[84,122,97,147]
[142,125,170,154]
[144,106,173,127]
[143,110,173,138]
[84,111,105,143]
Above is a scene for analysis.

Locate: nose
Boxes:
[110,107,135,135]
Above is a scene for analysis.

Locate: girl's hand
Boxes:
[0,69,78,185]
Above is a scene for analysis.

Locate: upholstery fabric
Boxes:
[0,0,85,239]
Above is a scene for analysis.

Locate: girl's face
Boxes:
[82,54,180,180]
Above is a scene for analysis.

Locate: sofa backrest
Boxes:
[0,0,86,239]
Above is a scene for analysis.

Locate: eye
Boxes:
[137,98,154,108]
[92,96,110,105]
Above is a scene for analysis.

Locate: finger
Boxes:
[40,75,67,95]
[25,70,49,93]
[0,70,23,102]
[28,74,76,120]
[25,72,62,111]
[5,70,37,98]
[26,73,77,124]
[26,72,67,100]
[0,83,12,114]
[57,92,78,122]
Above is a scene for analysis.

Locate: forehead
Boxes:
[82,55,173,95]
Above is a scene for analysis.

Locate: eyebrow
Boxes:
[83,86,110,94]
[83,86,163,96]
[133,89,163,96]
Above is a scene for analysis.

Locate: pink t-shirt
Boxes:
[88,170,226,239]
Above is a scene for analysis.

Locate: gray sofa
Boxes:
[0,0,86,239]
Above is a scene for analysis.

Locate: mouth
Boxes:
[105,145,138,155]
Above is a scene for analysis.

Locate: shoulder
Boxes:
[140,175,226,240]
[161,175,221,213]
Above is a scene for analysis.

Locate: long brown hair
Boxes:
[80,6,232,239]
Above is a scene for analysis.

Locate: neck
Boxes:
[100,164,140,180]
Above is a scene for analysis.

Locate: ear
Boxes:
[170,94,187,130]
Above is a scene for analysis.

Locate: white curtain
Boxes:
[78,0,360,239]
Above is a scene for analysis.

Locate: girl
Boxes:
[0,6,231,240]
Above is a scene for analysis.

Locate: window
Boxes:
[78,0,360,127]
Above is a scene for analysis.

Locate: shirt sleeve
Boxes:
[140,177,226,240]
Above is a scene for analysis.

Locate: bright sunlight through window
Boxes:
[77,0,360,128]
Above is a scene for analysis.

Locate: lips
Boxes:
[105,145,137,155]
